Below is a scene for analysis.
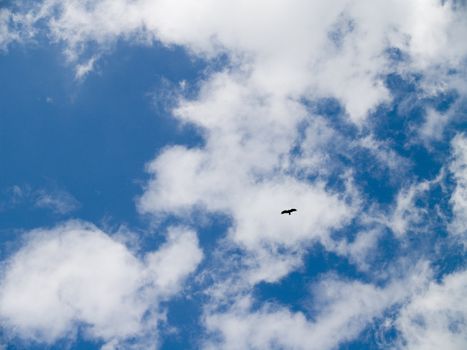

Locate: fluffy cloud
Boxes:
[130,0,466,283]
[138,75,357,282]
[2,1,467,348]
[0,221,202,348]
[3,3,466,271]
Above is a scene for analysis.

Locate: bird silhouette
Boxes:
[281,208,297,215]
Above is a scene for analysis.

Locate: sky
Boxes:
[0,0,466,349]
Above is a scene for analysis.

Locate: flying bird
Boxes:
[281,208,297,215]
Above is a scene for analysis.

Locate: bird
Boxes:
[281,208,297,215]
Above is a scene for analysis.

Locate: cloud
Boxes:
[1,1,467,348]
[204,264,431,350]
[449,133,467,245]
[387,179,432,237]
[0,9,17,50]
[0,185,79,215]
[3,1,465,120]
[205,259,467,350]
[74,55,97,80]
[396,268,467,350]
[0,4,37,52]
[34,189,80,214]
[0,221,202,348]
[418,108,450,142]
[0,9,23,51]
[329,227,383,271]
[356,135,410,173]
[138,85,358,282]
[128,0,466,284]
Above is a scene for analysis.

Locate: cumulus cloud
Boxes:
[0,221,202,348]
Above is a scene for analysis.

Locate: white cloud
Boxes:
[2,1,467,347]
[4,0,465,120]
[449,133,467,245]
[204,264,431,350]
[34,189,80,214]
[0,5,37,52]
[0,8,26,51]
[137,70,365,283]
[357,135,410,173]
[329,227,383,271]
[291,116,339,177]
[0,221,202,348]
[396,268,467,350]
[74,55,97,80]
[388,180,431,237]
[127,0,466,283]
[362,171,444,239]
[0,185,79,215]
[419,108,449,142]
[3,3,465,279]
[0,9,18,50]
[145,225,204,297]
[1,184,28,208]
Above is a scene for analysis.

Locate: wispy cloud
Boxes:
[449,133,467,245]
[1,185,79,215]
[204,263,432,350]
[396,268,467,349]
[34,189,80,214]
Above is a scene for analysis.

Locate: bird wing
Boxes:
[281,210,289,214]
[290,208,297,212]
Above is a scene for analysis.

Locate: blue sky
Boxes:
[0,1,466,349]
